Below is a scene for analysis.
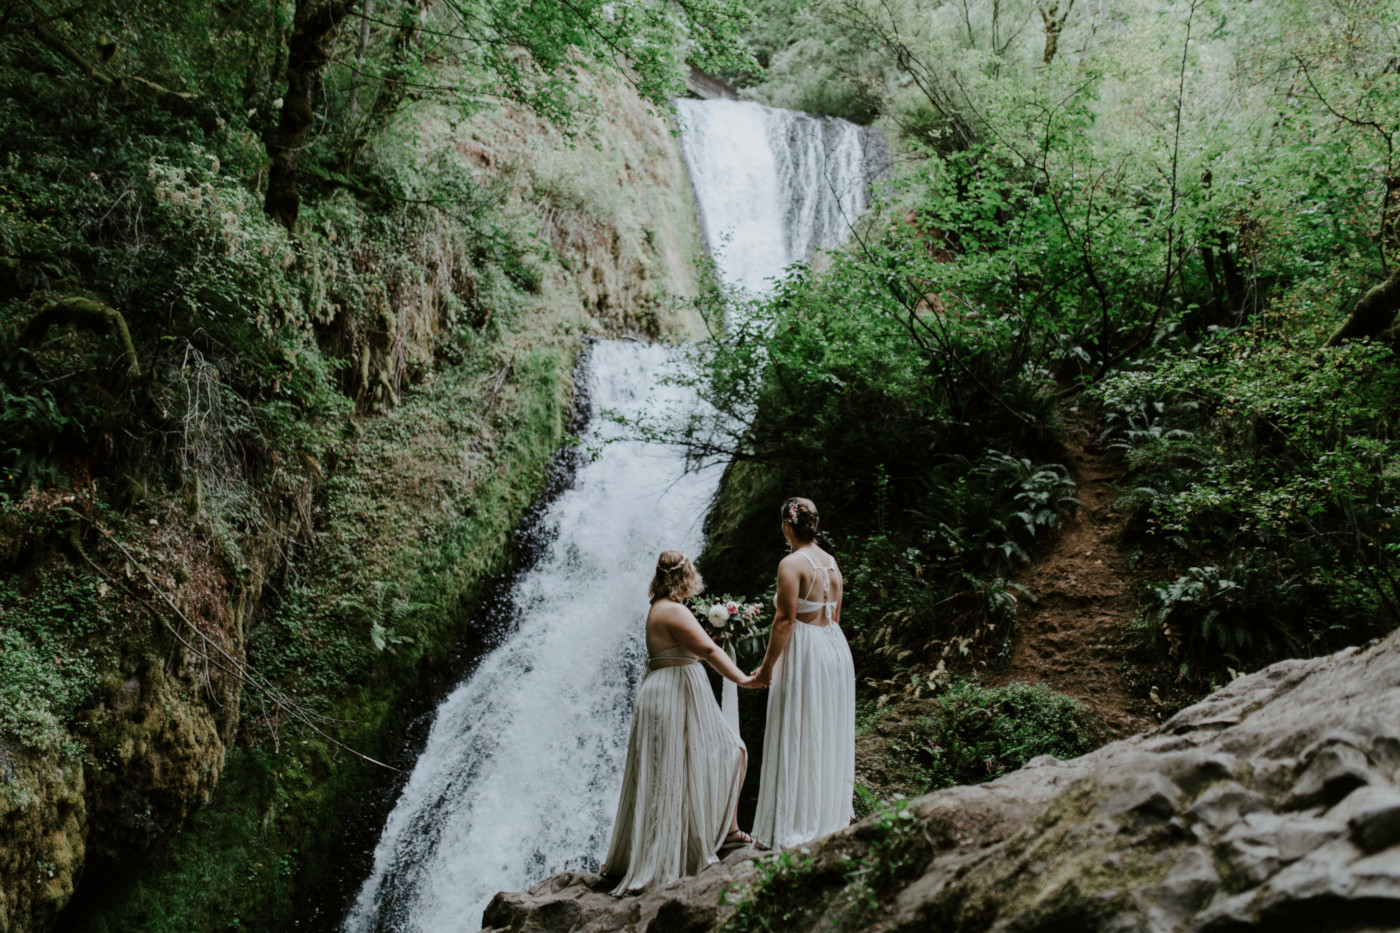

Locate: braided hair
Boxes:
[782,497,819,542]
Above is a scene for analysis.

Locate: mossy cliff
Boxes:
[0,66,705,933]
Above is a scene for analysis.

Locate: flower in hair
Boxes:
[787,504,799,523]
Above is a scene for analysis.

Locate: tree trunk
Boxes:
[346,0,373,121]
[265,0,352,232]
[1219,232,1246,316]
[343,1,433,173]
[1324,265,1400,347]
[1039,1,1074,65]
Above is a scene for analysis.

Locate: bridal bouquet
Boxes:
[687,594,768,659]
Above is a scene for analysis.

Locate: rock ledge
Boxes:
[486,632,1400,932]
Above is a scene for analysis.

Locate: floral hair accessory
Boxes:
[786,504,799,523]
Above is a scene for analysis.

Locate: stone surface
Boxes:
[484,630,1400,932]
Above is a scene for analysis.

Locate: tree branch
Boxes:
[19,296,140,377]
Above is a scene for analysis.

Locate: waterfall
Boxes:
[343,100,881,933]
[674,98,888,295]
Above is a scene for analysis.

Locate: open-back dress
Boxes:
[752,550,856,849]
[601,644,746,894]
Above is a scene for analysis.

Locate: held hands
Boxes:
[748,666,773,689]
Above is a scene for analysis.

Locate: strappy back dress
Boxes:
[752,550,856,849]
[601,643,746,894]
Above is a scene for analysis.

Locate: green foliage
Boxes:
[911,681,1106,788]
[728,0,882,122]
[0,566,107,752]
[63,344,575,933]
[1098,332,1400,669]
[0,386,106,495]
[839,800,934,916]
[718,800,938,932]
[860,681,1107,803]
[0,2,722,928]
[682,0,1400,696]
[654,224,1083,674]
[837,453,1076,679]
[720,848,824,933]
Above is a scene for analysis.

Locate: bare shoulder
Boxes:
[649,598,694,626]
[777,551,804,573]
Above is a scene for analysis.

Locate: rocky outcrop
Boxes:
[484,629,1400,932]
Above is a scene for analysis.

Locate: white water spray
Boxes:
[344,100,881,933]
[674,98,880,295]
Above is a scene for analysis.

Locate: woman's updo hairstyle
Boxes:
[649,549,703,603]
[782,497,819,542]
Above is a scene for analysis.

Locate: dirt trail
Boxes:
[988,409,1155,737]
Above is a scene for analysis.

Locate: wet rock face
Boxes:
[484,631,1400,933]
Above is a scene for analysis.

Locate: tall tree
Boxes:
[265,0,353,231]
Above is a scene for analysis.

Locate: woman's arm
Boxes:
[752,557,801,687]
[831,563,843,625]
[660,602,756,686]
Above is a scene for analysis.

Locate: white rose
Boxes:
[707,603,730,628]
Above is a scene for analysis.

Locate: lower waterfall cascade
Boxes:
[343,99,883,933]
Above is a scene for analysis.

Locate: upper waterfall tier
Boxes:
[675,99,890,295]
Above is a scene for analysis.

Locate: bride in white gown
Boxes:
[601,550,759,894]
[751,497,856,849]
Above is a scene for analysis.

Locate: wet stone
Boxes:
[1218,836,1280,888]
[1347,845,1400,901]
[1187,782,1270,832]
[1102,773,1183,829]
[1159,751,1238,799]
[1149,847,1220,919]
[1336,786,1400,853]
[1274,815,1345,862]
[1254,837,1365,912]
[1284,743,1375,810]
[1190,890,1259,933]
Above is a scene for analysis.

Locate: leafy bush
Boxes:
[852,681,1107,821]
[896,681,1106,790]
[1098,331,1400,670]
[719,801,932,933]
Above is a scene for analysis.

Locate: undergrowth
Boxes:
[720,800,934,933]
[853,681,1108,818]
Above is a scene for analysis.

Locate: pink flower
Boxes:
[726,601,739,616]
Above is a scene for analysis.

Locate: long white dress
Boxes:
[601,645,746,895]
[752,551,856,849]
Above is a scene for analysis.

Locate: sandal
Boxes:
[720,830,768,854]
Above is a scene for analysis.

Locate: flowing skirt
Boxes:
[752,621,856,849]
[601,662,746,895]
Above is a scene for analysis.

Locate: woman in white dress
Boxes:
[751,497,856,849]
[601,550,759,895]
